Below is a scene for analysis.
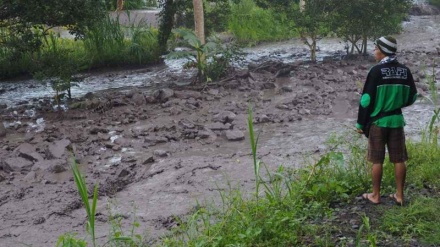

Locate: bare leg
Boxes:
[368,163,383,203]
[364,163,382,203]
[394,162,406,203]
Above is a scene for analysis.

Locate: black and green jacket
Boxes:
[356,57,418,130]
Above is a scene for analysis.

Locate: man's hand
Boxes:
[356,128,363,134]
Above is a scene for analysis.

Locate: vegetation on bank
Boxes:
[1,0,413,80]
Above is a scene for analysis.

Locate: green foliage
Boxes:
[106,202,147,247]
[248,107,262,199]
[32,33,83,102]
[0,0,106,51]
[83,17,126,67]
[128,27,162,64]
[254,0,299,9]
[0,0,161,80]
[421,62,440,145]
[355,216,377,247]
[228,0,296,45]
[381,196,440,245]
[291,0,333,61]
[69,162,150,247]
[72,162,99,247]
[56,233,87,247]
[330,0,411,55]
[157,0,177,53]
[406,140,440,190]
[167,29,242,83]
[0,16,161,80]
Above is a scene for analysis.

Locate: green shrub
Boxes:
[1,20,161,80]
[406,140,440,190]
[83,16,161,68]
[56,233,87,247]
[228,0,296,45]
[167,29,243,83]
[381,196,440,245]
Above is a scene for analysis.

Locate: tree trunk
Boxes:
[310,38,317,62]
[193,0,205,82]
[158,0,176,53]
[193,0,205,45]
[300,33,317,62]
[362,35,368,55]
[117,0,124,11]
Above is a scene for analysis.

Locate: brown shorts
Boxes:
[367,125,408,164]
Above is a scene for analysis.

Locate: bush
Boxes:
[228,0,296,45]
[167,29,243,83]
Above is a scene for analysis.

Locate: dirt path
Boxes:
[0,14,439,247]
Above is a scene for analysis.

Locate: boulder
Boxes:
[14,143,44,162]
[153,89,174,103]
[33,159,67,173]
[212,111,237,123]
[225,130,245,141]
[153,149,169,157]
[174,90,202,100]
[46,139,71,159]
[4,157,33,171]
[206,122,230,131]
[132,93,146,106]
[23,171,39,183]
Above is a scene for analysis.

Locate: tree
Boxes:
[292,0,332,62]
[157,0,177,53]
[331,0,411,55]
[0,0,106,52]
[193,0,205,45]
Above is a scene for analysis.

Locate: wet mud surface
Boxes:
[0,14,440,246]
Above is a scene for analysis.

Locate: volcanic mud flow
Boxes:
[0,14,439,247]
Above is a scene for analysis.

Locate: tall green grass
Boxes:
[61,162,149,247]
[381,196,440,245]
[228,0,297,45]
[83,16,161,69]
[0,17,161,80]
[71,163,98,247]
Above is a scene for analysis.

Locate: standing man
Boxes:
[356,36,418,205]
